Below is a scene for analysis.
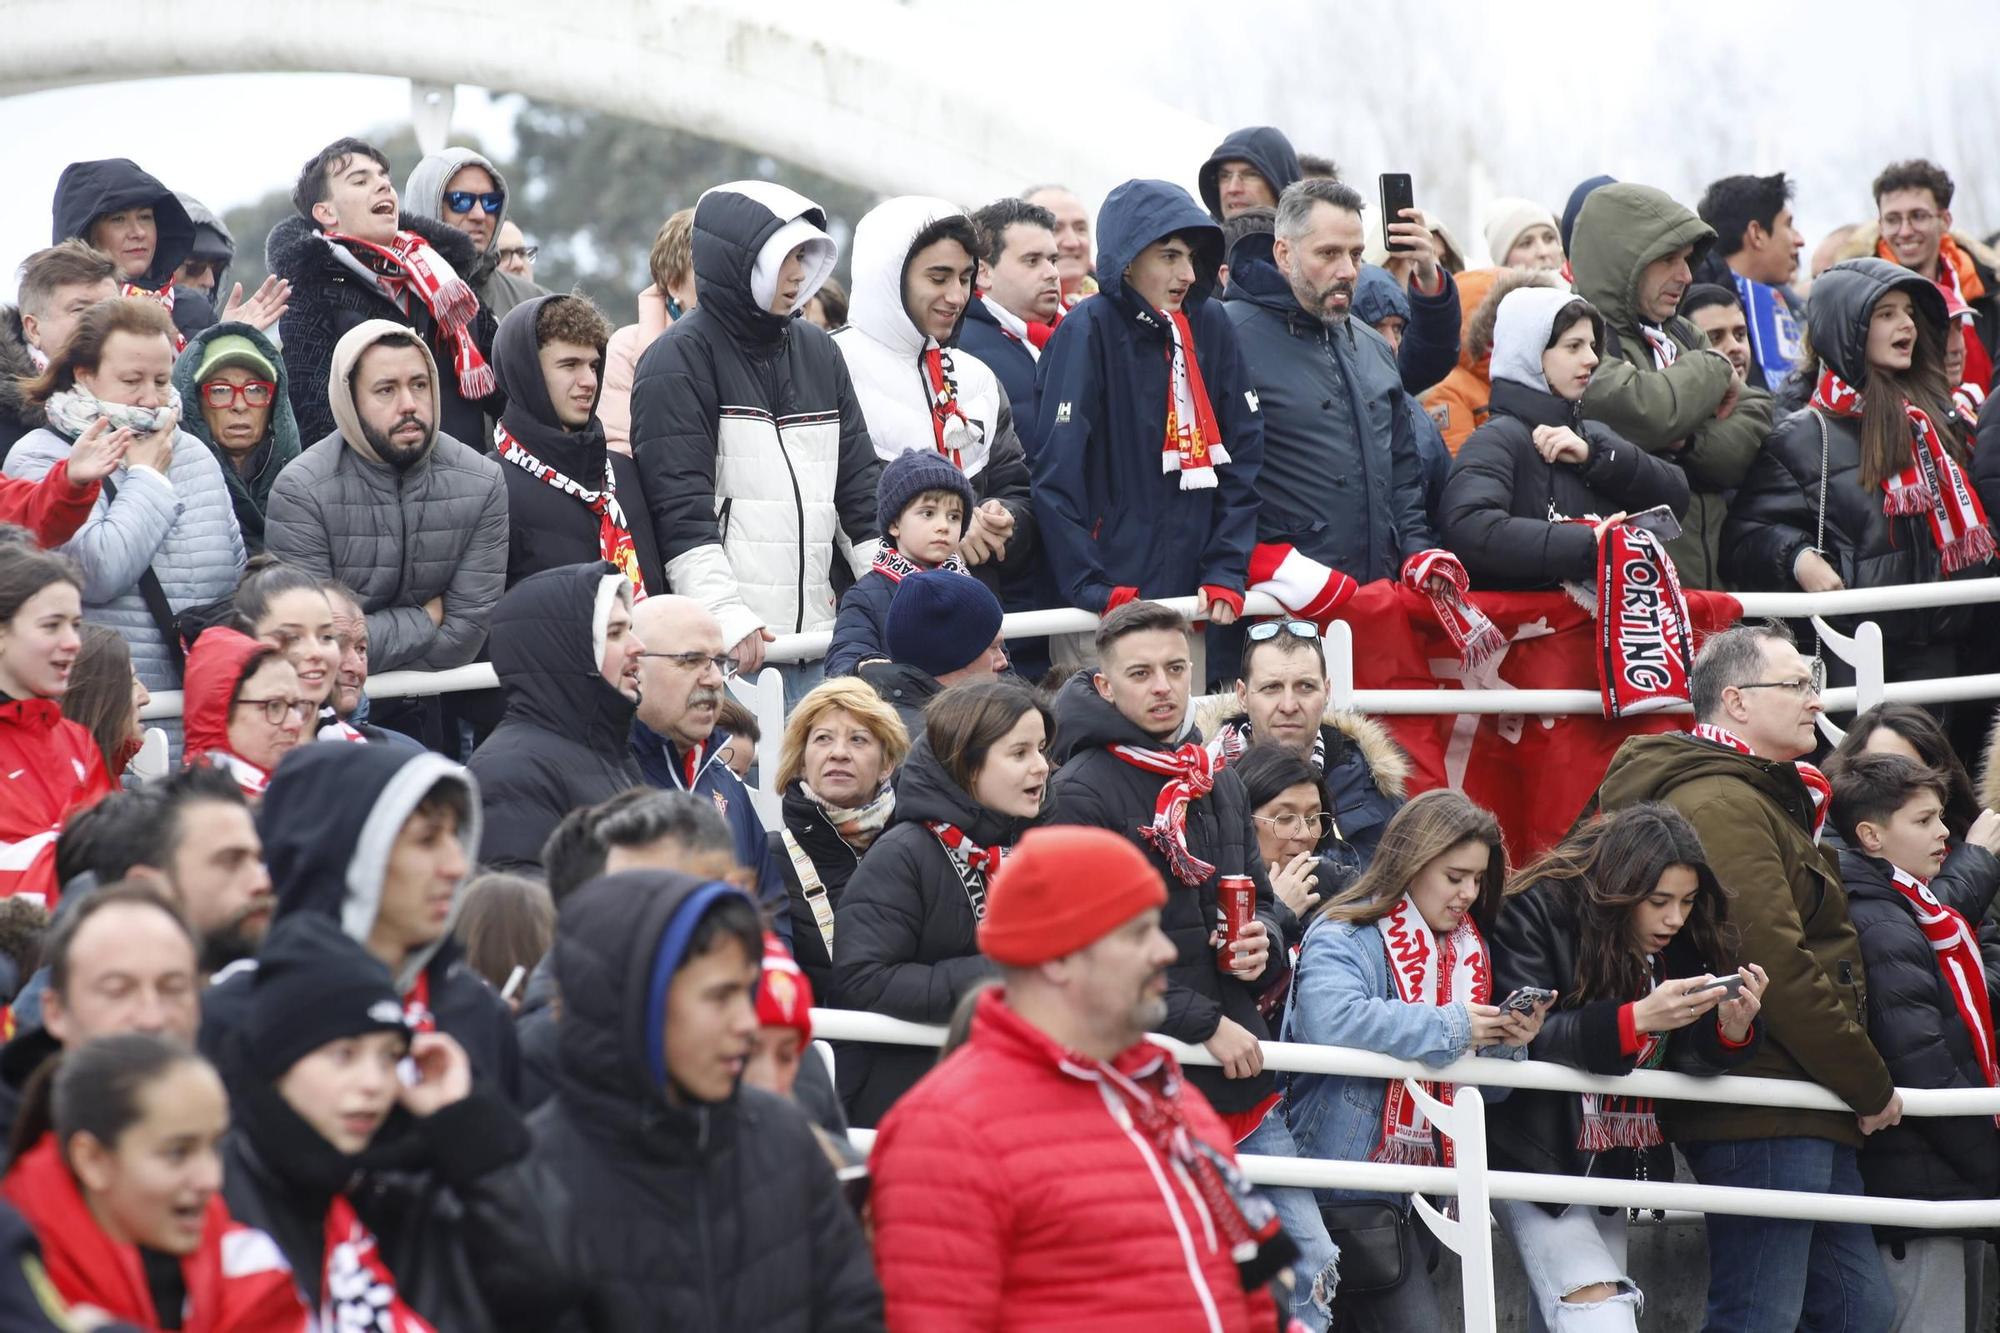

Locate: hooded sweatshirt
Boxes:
[182,625,280,797]
[171,321,301,553]
[51,160,195,310]
[631,181,881,645]
[1353,265,1452,527]
[466,562,643,868]
[490,295,664,591]
[263,319,510,673]
[403,148,548,319]
[1197,126,1303,221]
[1441,286,1689,588]
[1571,182,1773,587]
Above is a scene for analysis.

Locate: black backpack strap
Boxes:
[101,476,188,678]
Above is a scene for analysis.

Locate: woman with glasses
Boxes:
[172,322,299,553]
[1233,743,1335,939]
[181,624,307,798]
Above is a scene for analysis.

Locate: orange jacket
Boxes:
[1424,267,1501,453]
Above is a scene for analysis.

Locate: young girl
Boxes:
[1489,804,1766,1331]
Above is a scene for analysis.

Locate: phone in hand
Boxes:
[1691,974,1746,999]
[1500,986,1556,1015]
[1379,173,1416,252]
[1624,504,1684,542]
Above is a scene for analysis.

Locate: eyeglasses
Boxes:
[498,245,539,263]
[200,379,275,409]
[638,650,737,678]
[1246,620,1319,644]
[1253,811,1337,840]
[233,696,312,725]
[1881,209,1940,233]
[1735,658,1826,698]
[442,190,505,215]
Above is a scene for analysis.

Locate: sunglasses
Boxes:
[1246,619,1320,644]
[200,379,276,409]
[442,189,505,215]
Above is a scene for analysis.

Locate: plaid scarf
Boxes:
[1578,961,1667,1151]
[1888,864,1999,1124]
[1161,308,1230,489]
[805,780,897,852]
[120,280,184,351]
[495,424,646,596]
[324,230,496,399]
[1689,723,1831,843]
[321,1194,436,1332]
[1108,742,1217,886]
[871,545,967,583]
[1377,892,1490,1166]
[1402,549,1506,667]
[1812,367,1997,574]
[921,347,979,468]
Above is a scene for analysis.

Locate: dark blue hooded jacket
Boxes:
[958,300,1041,458]
[1353,266,1452,531]
[1029,180,1264,611]
[1223,244,1435,583]
[631,720,789,941]
[1197,126,1303,221]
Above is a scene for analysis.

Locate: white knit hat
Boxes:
[1483,197,1561,268]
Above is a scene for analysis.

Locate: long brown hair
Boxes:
[1503,804,1736,1006]
[18,297,177,409]
[1319,789,1506,928]
[1853,295,1964,492]
[61,626,139,773]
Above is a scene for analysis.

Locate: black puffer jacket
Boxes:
[778,779,872,999]
[1840,846,2000,1232]
[1443,376,1690,589]
[467,561,643,869]
[267,210,501,449]
[490,296,665,592]
[1725,259,1977,652]
[1488,878,1761,1213]
[832,737,1028,1125]
[51,159,199,337]
[467,872,885,1332]
[1045,672,1286,1114]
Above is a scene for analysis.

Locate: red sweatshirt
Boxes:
[0,459,98,548]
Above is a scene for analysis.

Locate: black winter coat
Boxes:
[832,737,1029,1125]
[777,780,871,999]
[267,211,502,450]
[0,1201,78,1332]
[858,658,939,740]
[1488,879,1761,1212]
[467,561,643,869]
[1839,846,2000,1231]
[51,158,199,339]
[1442,377,1691,589]
[466,872,884,1332]
[1045,673,1287,1114]
[490,296,666,593]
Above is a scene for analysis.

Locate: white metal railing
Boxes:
[812,1006,2000,1332]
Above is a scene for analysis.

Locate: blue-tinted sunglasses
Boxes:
[442,190,504,215]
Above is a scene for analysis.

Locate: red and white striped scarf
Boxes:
[120,280,184,351]
[1376,893,1490,1166]
[324,230,496,399]
[921,347,977,468]
[1812,367,1997,574]
[1887,864,1999,1122]
[926,820,1006,878]
[1578,960,1666,1151]
[200,750,270,800]
[1688,723,1831,843]
[1402,549,1506,668]
[1161,308,1230,489]
[1108,742,1217,886]
[321,1195,435,1332]
[494,425,646,597]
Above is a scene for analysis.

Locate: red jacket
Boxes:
[869,990,1279,1333]
[0,460,98,549]
[3,1136,307,1333]
[182,626,273,797]
[0,696,113,905]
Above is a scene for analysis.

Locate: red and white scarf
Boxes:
[1108,742,1218,886]
[1578,963,1667,1151]
[1591,524,1694,718]
[321,1195,435,1332]
[1376,893,1490,1166]
[324,230,496,399]
[1888,865,2000,1122]
[1161,308,1230,489]
[1638,323,1679,369]
[1689,723,1831,843]
[495,424,647,596]
[921,347,978,468]
[978,294,1051,358]
[201,750,270,800]
[402,969,436,1034]
[1813,367,1997,574]
[1247,541,1358,624]
[120,280,184,351]
[1402,549,1506,667]
[927,820,1007,922]
[1207,716,1328,775]
[871,545,967,583]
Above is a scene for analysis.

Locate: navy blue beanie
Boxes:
[877,448,976,538]
[886,569,1003,678]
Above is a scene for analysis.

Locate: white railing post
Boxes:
[1327,618,1357,712]
[727,667,786,830]
[1812,615,1887,716]
[1402,1080,1496,1333]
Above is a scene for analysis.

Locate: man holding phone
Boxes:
[1376,172,1464,394]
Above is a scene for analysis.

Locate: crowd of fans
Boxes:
[0,118,1996,1331]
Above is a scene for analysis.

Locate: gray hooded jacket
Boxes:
[404,148,548,320]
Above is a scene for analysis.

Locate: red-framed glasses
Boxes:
[201,380,276,409]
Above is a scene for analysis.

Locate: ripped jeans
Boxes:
[1238,1109,1340,1331]
[1494,1198,1642,1331]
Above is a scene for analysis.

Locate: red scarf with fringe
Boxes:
[320,1195,435,1331]
[326,230,495,399]
[1108,742,1218,886]
[1402,549,1506,667]
[1161,309,1230,489]
[1377,893,1490,1166]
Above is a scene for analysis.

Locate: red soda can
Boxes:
[1217,875,1255,969]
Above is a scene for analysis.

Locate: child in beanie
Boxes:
[824,449,979,677]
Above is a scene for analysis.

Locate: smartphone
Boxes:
[1379,173,1416,252]
[1500,986,1556,1015]
[1691,974,1746,999]
[1624,504,1684,542]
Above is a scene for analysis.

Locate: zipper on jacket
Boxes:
[776,436,808,633]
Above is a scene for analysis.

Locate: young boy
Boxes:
[824,447,977,677]
[1830,752,2000,1331]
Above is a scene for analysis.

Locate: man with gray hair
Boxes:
[1224,177,1437,587]
[1596,620,1899,1330]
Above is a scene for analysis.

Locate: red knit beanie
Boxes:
[756,934,814,1042]
[978,827,1168,966]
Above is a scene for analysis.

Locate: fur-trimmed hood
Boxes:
[0,307,43,437]
[264,208,486,293]
[1979,716,2000,813]
[1191,693,1410,800]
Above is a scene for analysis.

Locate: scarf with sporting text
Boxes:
[926,820,1007,920]
[1812,366,1997,574]
[1587,523,1694,718]
[1109,742,1218,885]
[324,230,496,399]
[922,347,979,468]
[1888,864,2000,1123]
[1689,723,1831,843]
[121,280,185,351]
[1161,308,1230,489]
[1578,960,1667,1151]
[871,545,967,583]
[1402,549,1506,667]
[495,424,647,596]
[320,1194,436,1332]
[1376,892,1490,1166]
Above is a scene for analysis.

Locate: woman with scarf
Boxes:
[833,678,1048,1125]
[3,298,245,701]
[1488,804,1765,1332]
[1281,789,1547,1332]
[775,677,910,999]
[230,557,362,742]
[216,912,527,1332]
[181,626,306,800]
[1727,259,1989,687]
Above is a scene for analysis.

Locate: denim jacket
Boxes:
[1279,912,1525,1204]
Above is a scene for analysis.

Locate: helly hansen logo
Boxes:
[1245,389,1260,412]
[1055,402,1072,424]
